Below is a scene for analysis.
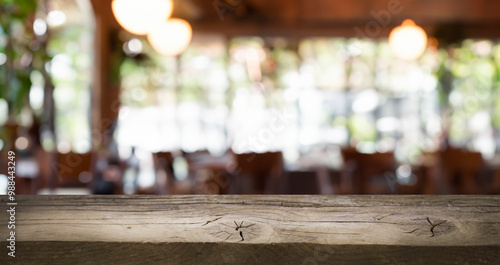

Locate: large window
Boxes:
[48,0,94,153]
[116,35,500,164]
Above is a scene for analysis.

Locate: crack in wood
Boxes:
[202,217,222,226]
[427,217,448,237]
[404,228,420,234]
[403,217,451,237]
[210,230,233,241]
[208,221,257,242]
[374,213,395,221]
[234,221,255,231]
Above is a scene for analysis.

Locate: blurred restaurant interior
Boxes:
[1,0,500,195]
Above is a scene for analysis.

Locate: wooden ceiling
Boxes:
[171,0,500,38]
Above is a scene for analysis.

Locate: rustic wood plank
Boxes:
[1,195,499,264]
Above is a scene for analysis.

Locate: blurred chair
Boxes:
[408,151,439,194]
[396,164,432,194]
[192,168,232,195]
[339,147,358,194]
[153,152,176,179]
[51,152,94,189]
[152,151,178,194]
[36,148,54,191]
[341,149,397,194]
[233,151,284,194]
[439,148,486,194]
[182,149,210,181]
[491,167,500,194]
[285,170,320,194]
[182,149,211,169]
[91,152,124,195]
[182,150,233,195]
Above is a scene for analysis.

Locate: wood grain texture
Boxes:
[1,195,499,264]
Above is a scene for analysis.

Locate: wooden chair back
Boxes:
[234,151,284,194]
[51,152,94,188]
[341,149,396,194]
[439,148,485,194]
[153,152,176,179]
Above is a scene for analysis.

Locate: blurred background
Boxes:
[1,0,500,195]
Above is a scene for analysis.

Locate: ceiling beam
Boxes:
[186,0,500,38]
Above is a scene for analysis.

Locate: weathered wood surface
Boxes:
[1,195,499,264]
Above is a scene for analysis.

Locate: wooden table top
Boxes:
[1,195,499,264]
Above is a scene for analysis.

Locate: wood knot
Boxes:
[404,217,453,238]
[205,219,259,242]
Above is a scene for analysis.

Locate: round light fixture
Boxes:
[147,18,192,56]
[389,19,428,61]
[111,0,173,35]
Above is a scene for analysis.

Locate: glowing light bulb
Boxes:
[147,18,192,56]
[111,0,173,35]
[389,19,428,61]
